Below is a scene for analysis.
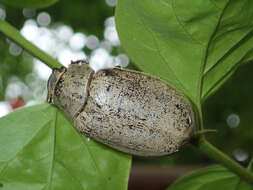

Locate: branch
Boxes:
[196,139,253,185]
[0,19,62,69]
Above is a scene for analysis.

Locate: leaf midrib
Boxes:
[45,109,57,190]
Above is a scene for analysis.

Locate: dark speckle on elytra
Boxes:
[103,70,114,76]
[128,125,133,129]
[72,93,82,99]
[96,103,101,109]
[106,85,111,92]
[175,104,184,112]
[186,117,191,126]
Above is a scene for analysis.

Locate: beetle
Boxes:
[47,60,195,156]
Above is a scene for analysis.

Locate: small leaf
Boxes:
[167,165,253,190]
[0,0,58,8]
[115,0,253,104]
[0,104,131,190]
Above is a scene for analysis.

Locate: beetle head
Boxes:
[47,66,66,103]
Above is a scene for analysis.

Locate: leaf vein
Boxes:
[172,0,204,45]
[202,50,249,101]
[0,120,51,176]
[203,28,253,76]
[198,0,231,103]
[134,0,193,99]
[56,160,86,190]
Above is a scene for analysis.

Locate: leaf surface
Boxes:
[0,104,131,190]
[167,165,253,190]
[115,0,253,103]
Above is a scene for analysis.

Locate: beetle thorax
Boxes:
[48,63,94,121]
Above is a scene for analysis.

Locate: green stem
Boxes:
[195,100,253,185]
[197,139,253,185]
[0,18,62,69]
[197,104,204,131]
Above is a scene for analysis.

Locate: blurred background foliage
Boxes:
[0,0,252,173]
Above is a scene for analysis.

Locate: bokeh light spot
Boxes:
[115,54,129,67]
[37,12,51,26]
[21,19,38,41]
[23,8,36,18]
[0,102,12,118]
[9,42,22,56]
[57,25,73,42]
[104,26,120,46]
[105,16,115,27]
[34,60,52,80]
[86,35,99,50]
[5,77,28,100]
[90,48,114,72]
[0,6,6,20]
[58,50,86,67]
[233,149,248,162]
[100,40,112,53]
[226,113,240,128]
[105,0,117,7]
[69,33,86,50]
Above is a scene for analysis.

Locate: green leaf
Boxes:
[0,0,58,8]
[0,104,131,190]
[115,0,253,104]
[167,165,253,190]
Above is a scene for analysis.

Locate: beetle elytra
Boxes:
[47,61,195,156]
